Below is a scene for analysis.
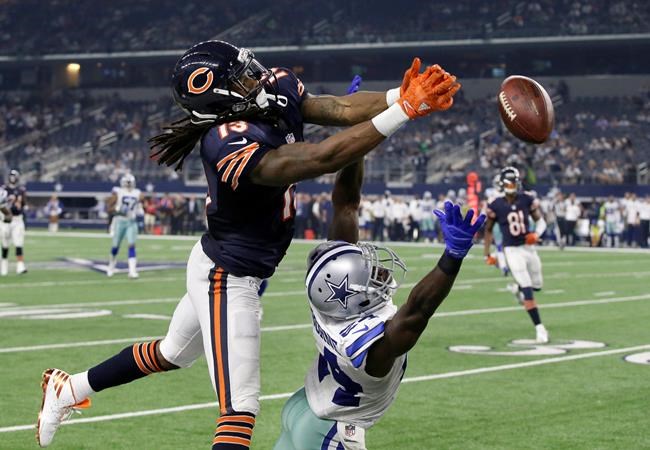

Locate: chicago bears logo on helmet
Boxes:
[187,67,214,95]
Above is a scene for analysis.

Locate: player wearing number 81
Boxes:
[274,159,484,449]
[483,167,549,343]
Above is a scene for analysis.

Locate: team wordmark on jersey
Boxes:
[449,339,606,357]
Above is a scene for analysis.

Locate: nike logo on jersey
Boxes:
[228,137,248,145]
[351,324,369,334]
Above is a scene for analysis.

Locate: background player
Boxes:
[600,195,623,248]
[274,159,484,449]
[36,41,460,449]
[0,188,13,258]
[106,173,143,278]
[483,167,549,343]
[484,173,509,276]
[1,169,28,275]
[45,195,63,233]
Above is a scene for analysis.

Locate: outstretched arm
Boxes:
[300,58,426,126]
[251,65,460,186]
[365,203,486,377]
[327,160,364,244]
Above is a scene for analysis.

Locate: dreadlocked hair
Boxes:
[148,116,213,172]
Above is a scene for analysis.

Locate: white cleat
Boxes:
[128,271,139,279]
[16,260,27,274]
[507,283,524,305]
[0,259,7,276]
[535,324,549,344]
[106,268,114,277]
[36,369,91,447]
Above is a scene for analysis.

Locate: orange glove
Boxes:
[525,233,539,245]
[400,58,443,97]
[485,255,497,265]
[398,64,461,119]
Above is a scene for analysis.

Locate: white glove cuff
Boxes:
[371,103,409,137]
[386,87,401,106]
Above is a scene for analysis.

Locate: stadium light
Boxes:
[66,62,81,73]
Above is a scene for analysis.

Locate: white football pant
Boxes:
[159,241,263,415]
[504,245,543,289]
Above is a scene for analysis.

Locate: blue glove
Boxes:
[433,201,486,259]
[347,75,362,94]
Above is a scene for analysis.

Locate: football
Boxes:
[498,75,555,144]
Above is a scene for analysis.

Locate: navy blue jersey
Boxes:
[487,192,538,247]
[200,68,308,278]
[2,185,26,216]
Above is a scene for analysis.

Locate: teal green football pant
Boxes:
[274,388,343,450]
[112,217,138,248]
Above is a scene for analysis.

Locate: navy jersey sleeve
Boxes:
[201,123,273,191]
[269,67,308,109]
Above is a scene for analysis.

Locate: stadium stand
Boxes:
[1,0,648,55]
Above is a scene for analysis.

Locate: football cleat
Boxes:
[0,259,7,276]
[128,271,139,279]
[16,260,27,274]
[535,324,549,344]
[36,369,91,447]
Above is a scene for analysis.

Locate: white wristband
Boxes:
[386,87,401,106]
[371,103,409,137]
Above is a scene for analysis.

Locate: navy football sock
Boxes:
[87,340,166,392]
[526,307,542,326]
[213,412,255,449]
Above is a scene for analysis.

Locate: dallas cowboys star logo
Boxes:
[324,275,355,309]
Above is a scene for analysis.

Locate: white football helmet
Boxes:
[305,241,406,320]
[8,169,20,186]
[120,173,136,190]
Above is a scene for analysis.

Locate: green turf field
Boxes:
[1,232,649,449]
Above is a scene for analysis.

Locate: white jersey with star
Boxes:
[304,302,407,429]
[113,187,141,220]
[603,201,621,223]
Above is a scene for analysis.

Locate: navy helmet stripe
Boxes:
[306,245,362,293]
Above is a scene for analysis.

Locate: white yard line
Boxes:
[2,293,649,355]
[2,343,648,433]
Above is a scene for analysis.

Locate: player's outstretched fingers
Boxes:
[471,214,487,233]
[433,75,457,95]
[401,58,422,92]
[463,208,475,227]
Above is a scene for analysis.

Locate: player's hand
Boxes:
[434,202,486,259]
[399,58,423,96]
[346,75,362,94]
[398,63,461,119]
[485,255,497,265]
[525,232,539,245]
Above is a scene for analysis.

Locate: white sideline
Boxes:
[2,343,648,433]
[25,231,650,253]
[1,293,649,354]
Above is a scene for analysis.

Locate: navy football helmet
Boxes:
[171,40,280,124]
[498,166,520,194]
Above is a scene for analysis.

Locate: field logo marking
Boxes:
[449,339,606,357]
[623,352,650,365]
